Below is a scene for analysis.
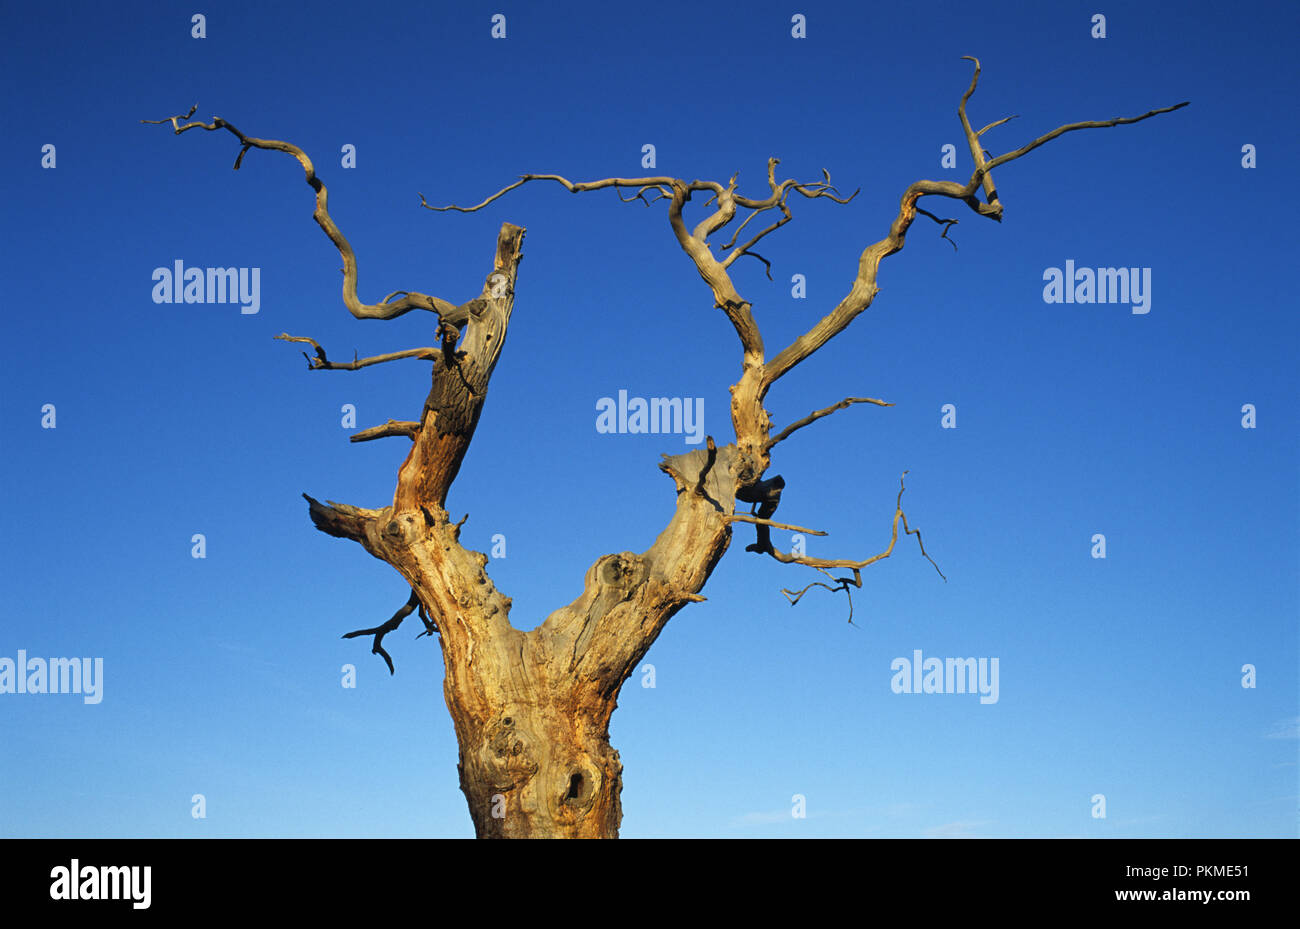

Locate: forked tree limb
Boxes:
[759,473,946,602]
[342,590,433,675]
[782,567,864,624]
[914,207,960,250]
[958,56,1002,209]
[416,62,1185,428]
[976,114,1019,137]
[759,67,1187,392]
[721,161,857,275]
[424,161,858,366]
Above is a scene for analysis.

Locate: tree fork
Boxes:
[146,65,1187,837]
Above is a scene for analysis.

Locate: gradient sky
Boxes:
[1,0,1296,838]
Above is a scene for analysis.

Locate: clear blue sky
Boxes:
[1,0,1296,838]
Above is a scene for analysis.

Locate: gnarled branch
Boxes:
[782,567,863,624]
[143,107,474,324]
[342,590,434,675]
[755,472,946,581]
[760,64,1187,391]
[425,161,856,368]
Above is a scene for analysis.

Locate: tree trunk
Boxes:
[444,640,626,839]
[396,439,737,837]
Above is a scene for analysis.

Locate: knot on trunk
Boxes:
[596,553,647,591]
[483,713,539,790]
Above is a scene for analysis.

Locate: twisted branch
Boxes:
[424,161,858,364]
[143,107,473,324]
[748,473,945,619]
[341,590,435,675]
[763,472,943,575]
[782,567,862,624]
[760,64,1187,391]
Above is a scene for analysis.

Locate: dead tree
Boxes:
[145,59,1185,838]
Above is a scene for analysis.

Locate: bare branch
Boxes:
[914,207,960,250]
[302,493,379,545]
[428,169,764,360]
[786,176,860,205]
[666,184,764,361]
[752,473,946,582]
[734,248,774,279]
[976,115,1018,137]
[958,56,1001,209]
[427,160,859,370]
[415,601,439,639]
[723,514,828,536]
[718,204,766,252]
[143,108,467,322]
[342,590,430,675]
[720,202,792,273]
[977,100,1189,181]
[766,397,894,450]
[731,158,860,210]
[274,333,438,370]
[761,70,1187,391]
[616,184,671,206]
[350,420,420,443]
[421,174,682,213]
[782,567,861,624]
[139,104,199,127]
[714,164,857,285]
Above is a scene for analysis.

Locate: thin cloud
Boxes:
[1265,717,1299,740]
[923,820,993,838]
[730,809,797,826]
[729,806,838,827]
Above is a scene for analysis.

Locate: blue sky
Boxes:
[1,0,1296,838]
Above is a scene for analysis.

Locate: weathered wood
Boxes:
[147,66,1186,837]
